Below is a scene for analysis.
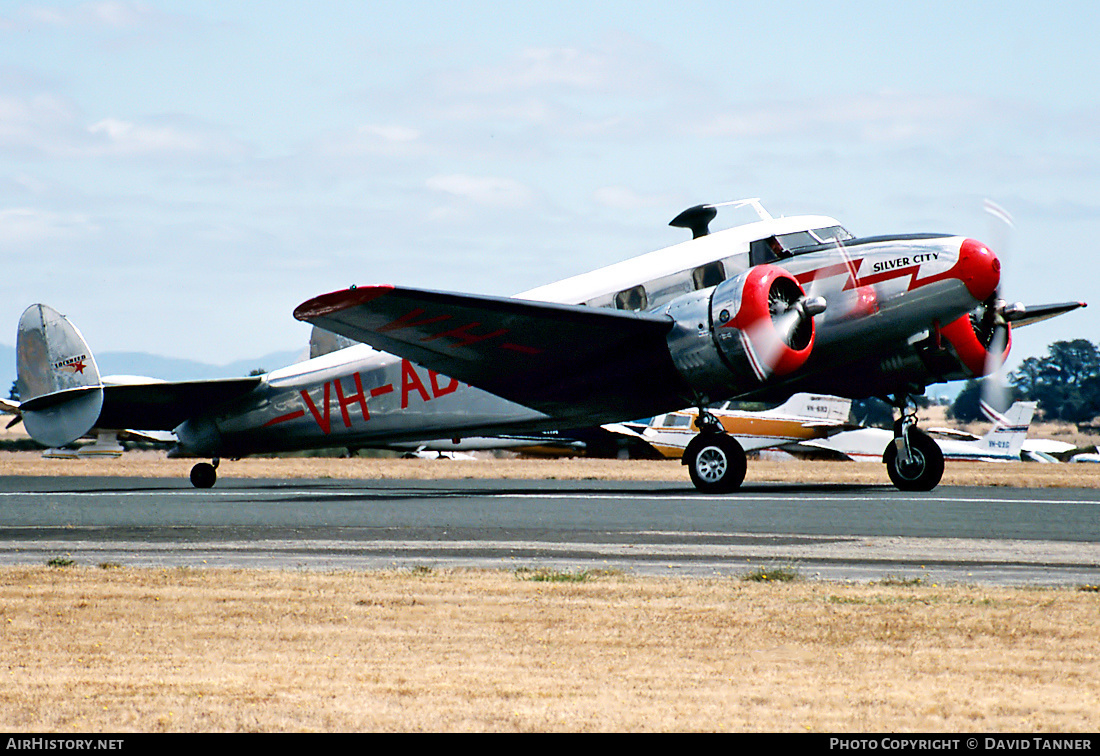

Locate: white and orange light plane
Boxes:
[604,393,853,459]
[12,199,1085,492]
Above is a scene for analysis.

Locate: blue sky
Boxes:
[1,0,1097,375]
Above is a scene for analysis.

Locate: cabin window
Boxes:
[691,261,725,290]
[614,284,648,311]
[662,414,693,428]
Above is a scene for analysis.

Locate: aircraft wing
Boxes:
[295,285,691,422]
[95,378,263,430]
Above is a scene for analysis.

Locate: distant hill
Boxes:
[1,343,304,399]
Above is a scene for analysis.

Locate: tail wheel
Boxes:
[883,428,944,492]
[684,433,747,493]
[190,462,218,489]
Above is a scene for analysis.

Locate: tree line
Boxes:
[950,338,1100,425]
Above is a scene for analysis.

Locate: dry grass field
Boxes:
[1,566,1097,733]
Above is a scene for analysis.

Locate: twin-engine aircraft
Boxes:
[13,199,1085,491]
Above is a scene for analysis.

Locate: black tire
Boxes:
[683,433,747,493]
[883,428,944,491]
[190,462,217,489]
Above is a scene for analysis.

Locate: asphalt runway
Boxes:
[1,476,1098,586]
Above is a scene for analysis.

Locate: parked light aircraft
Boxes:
[13,198,1085,492]
[604,393,853,459]
[792,401,1039,462]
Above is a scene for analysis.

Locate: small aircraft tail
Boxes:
[764,393,852,424]
[15,304,104,448]
[973,401,1037,459]
[309,325,358,359]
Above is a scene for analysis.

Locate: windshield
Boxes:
[810,226,853,243]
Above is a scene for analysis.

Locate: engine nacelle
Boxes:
[665,264,817,402]
[937,309,1011,379]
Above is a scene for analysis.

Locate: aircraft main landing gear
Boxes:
[883,405,944,492]
[190,458,219,489]
[683,405,747,493]
[684,432,747,493]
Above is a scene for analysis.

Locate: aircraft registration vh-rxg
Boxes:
[12,199,1086,492]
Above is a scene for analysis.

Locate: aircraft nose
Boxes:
[956,238,1001,301]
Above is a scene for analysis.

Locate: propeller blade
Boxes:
[978,199,1017,422]
[979,320,1011,422]
[983,198,1014,263]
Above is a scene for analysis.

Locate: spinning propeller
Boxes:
[977,200,1024,424]
[749,284,826,376]
[969,201,1085,422]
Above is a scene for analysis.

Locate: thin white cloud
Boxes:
[426,174,534,208]
[437,37,674,97]
[0,89,247,161]
[14,1,161,29]
[419,34,692,138]
[0,207,96,245]
[311,123,427,160]
[690,91,998,143]
[593,186,670,211]
[0,92,78,149]
[86,117,244,159]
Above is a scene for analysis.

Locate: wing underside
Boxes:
[294,285,692,422]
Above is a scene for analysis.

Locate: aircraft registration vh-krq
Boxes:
[11,199,1086,492]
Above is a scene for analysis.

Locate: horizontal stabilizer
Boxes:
[97,378,262,430]
[295,285,690,422]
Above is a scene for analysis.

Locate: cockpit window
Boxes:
[614,284,648,311]
[775,231,819,250]
[749,226,854,266]
[810,226,853,243]
[750,236,791,265]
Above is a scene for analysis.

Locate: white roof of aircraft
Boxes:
[515,213,841,305]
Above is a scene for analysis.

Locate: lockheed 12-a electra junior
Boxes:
[11,199,1085,491]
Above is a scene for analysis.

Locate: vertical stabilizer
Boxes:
[309,325,358,359]
[16,304,104,448]
[975,401,1037,459]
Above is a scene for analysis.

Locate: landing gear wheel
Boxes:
[190,462,218,489]
[684,433,747,493]
[883,428,944,492]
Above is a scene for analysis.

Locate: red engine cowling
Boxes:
[710,264,816,381]
[665,264,819,401]
[938,311,1011,378]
